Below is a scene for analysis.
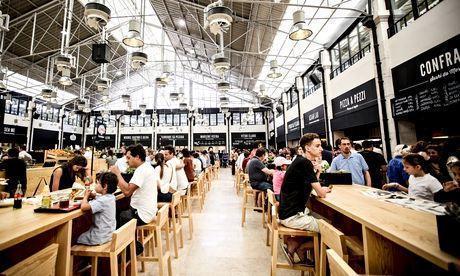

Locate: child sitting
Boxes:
[272,157,291,202]
[383,153,442,201]
[77,172,117,245]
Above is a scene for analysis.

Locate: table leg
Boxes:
[54,220,72,276]
[362,225,413,275]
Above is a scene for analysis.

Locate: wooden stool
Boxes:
[70,219,137,276]
[181,184,194,240]
[137,205,172,276]
[234,169,241,194]
[326,249,358,276]
[205,167,212,192]
[1,243,59,276]
[270,206,320,276]
[318,220,364,276]
[266,190,277,249]
[241,177,265,228]
[190,176,204,211]
[158,192,184,259]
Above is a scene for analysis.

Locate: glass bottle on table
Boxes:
[84,175,92,190]
[13,183,23,209]
[41,181,51,208]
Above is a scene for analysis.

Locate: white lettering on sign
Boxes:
[420,48,460,77]
[339,90,367,111]
[308,111,319,122]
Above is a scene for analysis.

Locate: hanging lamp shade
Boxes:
[267,60,282,79]
[289,10,313,41]
[123,19,144,47]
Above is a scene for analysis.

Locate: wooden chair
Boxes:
[158,192,184,259]
[26,167,56,197]
[326,249,359,276]
[318,220,364,276]
[137,205,172,276]
[205,167,212,191]
[70,219,137,276]
[190,175,204,212]
[1,243,59,276]
[266,190,277,249]
[241,176,265,228]
[234,168,242,195]
[181,184,194,240]
[270,205,320,276]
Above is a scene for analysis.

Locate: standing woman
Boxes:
[50,155,89,191]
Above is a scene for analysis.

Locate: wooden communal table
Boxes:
[310,185,460,275]
[0,191,126,275]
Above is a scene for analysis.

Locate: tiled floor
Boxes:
[140,168,300,276]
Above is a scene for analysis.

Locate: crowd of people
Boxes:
[230,134,460,265]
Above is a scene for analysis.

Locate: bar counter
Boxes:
[310,184,460,274]
[0,190,126,275]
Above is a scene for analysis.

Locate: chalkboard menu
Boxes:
[331,79,377,118]
[391,35,460,117]
[193,133,226,147]
[120,134,152,147]
[231,132,266,148]
[157,133,188,147]
[287,118,301,140]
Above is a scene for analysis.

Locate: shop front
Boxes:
[62,132,82,149]
[231,132,266,149]
[391,34,460,144]
[32,128,59,150]
[303,105,326,137]
[157,133,188,148]
[120,134,152,147]
[0,124,27,146]
[286,118,301,147]
[86,134,116,150]
[330,79,381,143]
[193,133,226,150]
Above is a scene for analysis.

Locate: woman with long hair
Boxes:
[154,152,174,202]
[50,155,89,191]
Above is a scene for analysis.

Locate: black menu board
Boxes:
[231,132,266,148]
[276,125,285,142]
[287,118,301,140]
[120,134,152,147]
[331,79,377,118]
[391,35,460,117]
[157,134,188,147]
[193,133,226,147]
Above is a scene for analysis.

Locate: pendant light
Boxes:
[267,60,282,79]
[123,19,144,47]
[289,10,313,41]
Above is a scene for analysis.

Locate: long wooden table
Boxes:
[0,191,126,275]
[310,185,460,274]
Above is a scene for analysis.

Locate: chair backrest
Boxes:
[157,204,170,227]
[318,220,347,258]
[1,243,59,276]
[111,219,137,252]
[271,205,279,231]
[326,249,358,276]
[267,190,276,224]
[171,191,181,206]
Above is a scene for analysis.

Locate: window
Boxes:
[349,28,360,59]
[76,114,82,127]
[330,45,340,72]
[166,114,173,126]
[339,38,350,67]
[247,113,255,125]
[180,113,188,126]
[130,115,137,126]
[18,99,27,117]
[255,112,264,125]
[217,113,224,125]
[143,114,151,127]
[232,113,240,125]
[159,114,166,125]
[209,114,217,126]
[53,108,60,123]
[9,98,19,115]
[203,114,210,125]
[291,90,298,107]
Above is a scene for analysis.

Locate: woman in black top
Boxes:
[50,155,88,191]
[0,148,27,197]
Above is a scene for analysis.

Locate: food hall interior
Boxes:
[0,0,459,275]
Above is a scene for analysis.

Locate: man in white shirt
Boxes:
[236,151,245,170]
[164,146,189,195]
[115,146,128,173]
[18,145,32,162]
[110,144,157,254]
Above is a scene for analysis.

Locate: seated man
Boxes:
[110,144,157,254]
[279,133,331,265]
[246,147,274,192]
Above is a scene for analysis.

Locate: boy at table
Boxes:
[77,172,117,245]
[279,133,331,265]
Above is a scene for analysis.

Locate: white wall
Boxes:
[299,89,324,117]
[230,124,266,133]
[4,114,29,128]
[388,0,460,67]
[285,104,299,123]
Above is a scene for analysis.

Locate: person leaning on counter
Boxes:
[50,155,90,191]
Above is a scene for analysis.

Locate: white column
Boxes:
[320,50,334,146]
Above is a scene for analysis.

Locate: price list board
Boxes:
[391,35,460,118]
[193,133,226,147]
[231,132,266,148]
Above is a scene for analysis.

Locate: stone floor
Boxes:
[140,168,300,276]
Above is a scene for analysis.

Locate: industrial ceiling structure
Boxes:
[0,0,368,112]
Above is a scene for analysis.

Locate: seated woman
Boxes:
[50,155,89,191]
[154,153,175,202]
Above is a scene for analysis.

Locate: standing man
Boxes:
[329,137,371,186]
[279,133,331,264]
[246,148,274,192]
[110,144,157,254]
[164,146,189,195]
[359,140,387,189]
